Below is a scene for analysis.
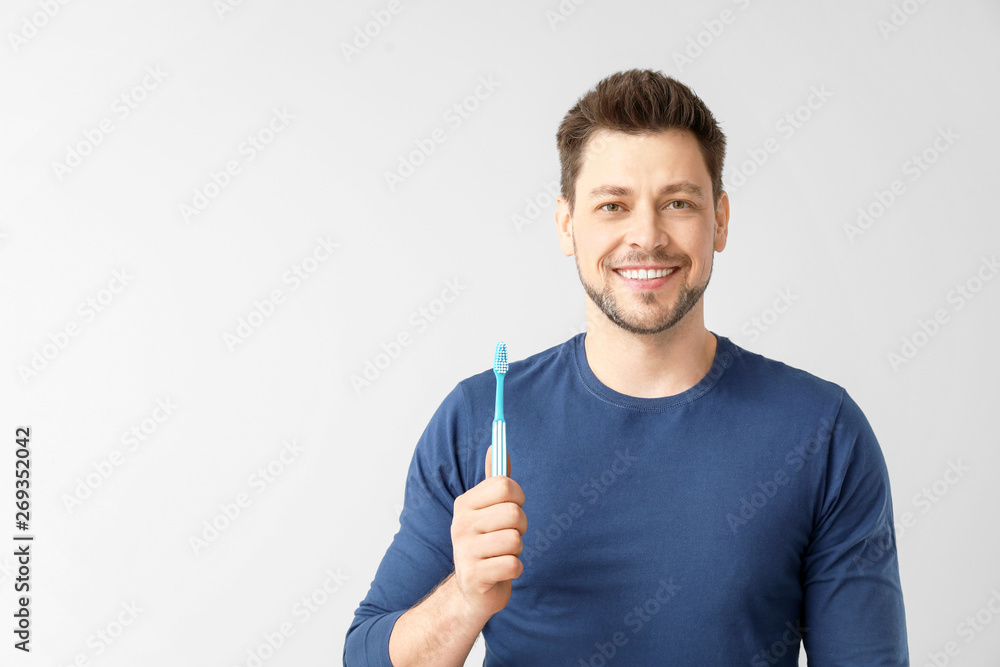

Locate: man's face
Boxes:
[555,128,729,335]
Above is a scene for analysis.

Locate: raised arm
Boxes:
[389,445,523,666]
[344,383,524,666]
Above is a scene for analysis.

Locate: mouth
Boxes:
[613,266,679,290]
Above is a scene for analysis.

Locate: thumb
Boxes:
[485,444,512,479]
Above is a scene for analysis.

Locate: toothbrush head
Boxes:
[494,341,508,375]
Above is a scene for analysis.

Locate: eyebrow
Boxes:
[586,182,706,202]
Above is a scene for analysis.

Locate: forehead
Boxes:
[578,128,708,182]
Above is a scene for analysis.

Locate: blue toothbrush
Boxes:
[491,341,508,477]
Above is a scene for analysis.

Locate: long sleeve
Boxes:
[343,381,474,666]
[800,389,909,664]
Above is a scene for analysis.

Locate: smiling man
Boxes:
[561,127,727,400]
[345,69,909,666]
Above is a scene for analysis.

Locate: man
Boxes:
[345,69,908,665]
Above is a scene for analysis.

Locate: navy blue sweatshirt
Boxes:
[345,332,908,665]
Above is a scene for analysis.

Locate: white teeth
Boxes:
[618,268,676,280]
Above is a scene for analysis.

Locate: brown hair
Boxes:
[556,69,727,215]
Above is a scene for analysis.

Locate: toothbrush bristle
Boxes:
[494,341,508,375]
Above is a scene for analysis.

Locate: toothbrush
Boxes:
[491,341,508,477]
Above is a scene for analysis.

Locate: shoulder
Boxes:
[722,338,887,475]
[721,335,848,412]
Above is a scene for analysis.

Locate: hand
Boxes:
[449,445,526,623]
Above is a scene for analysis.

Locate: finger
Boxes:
[471,502,528,536]
[464,475,525,512]
[476,555,523,585]
[468,527,524,560]
[484,444,513,479]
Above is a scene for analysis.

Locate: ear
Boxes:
[555,195,575,257]
[713,190,730,253]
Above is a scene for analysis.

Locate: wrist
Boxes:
[444,572,492,629]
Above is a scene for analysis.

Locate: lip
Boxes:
[613,267,679,290]
[614,265,679,271]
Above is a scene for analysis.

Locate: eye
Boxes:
[599,203,624,213]
[667,200,692,210]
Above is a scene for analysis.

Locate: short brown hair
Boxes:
[556,69,727,214]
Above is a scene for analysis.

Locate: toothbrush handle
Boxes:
[491,420,507,477]
[494,374,505,421]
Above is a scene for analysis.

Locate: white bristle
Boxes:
[494,342,508,374]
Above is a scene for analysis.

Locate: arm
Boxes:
[387,572,489,667]
[344,382,525,666]
[389,443,522,666]
[800,389,909,665]
[343,382,472,666]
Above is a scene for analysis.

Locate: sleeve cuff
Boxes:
[344,609,407,667]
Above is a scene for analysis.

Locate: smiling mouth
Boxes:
[614,267,677,281]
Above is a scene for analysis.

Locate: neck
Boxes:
[582,301,717,399]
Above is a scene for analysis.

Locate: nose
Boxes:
[624,202,669,252]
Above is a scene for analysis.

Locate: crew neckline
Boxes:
[572,330,734,412]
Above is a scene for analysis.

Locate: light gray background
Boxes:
[2,0,998,665]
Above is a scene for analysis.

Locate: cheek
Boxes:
[578,234,617,268]
[689,247,715,280]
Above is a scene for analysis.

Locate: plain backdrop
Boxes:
[2,0,998,665]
